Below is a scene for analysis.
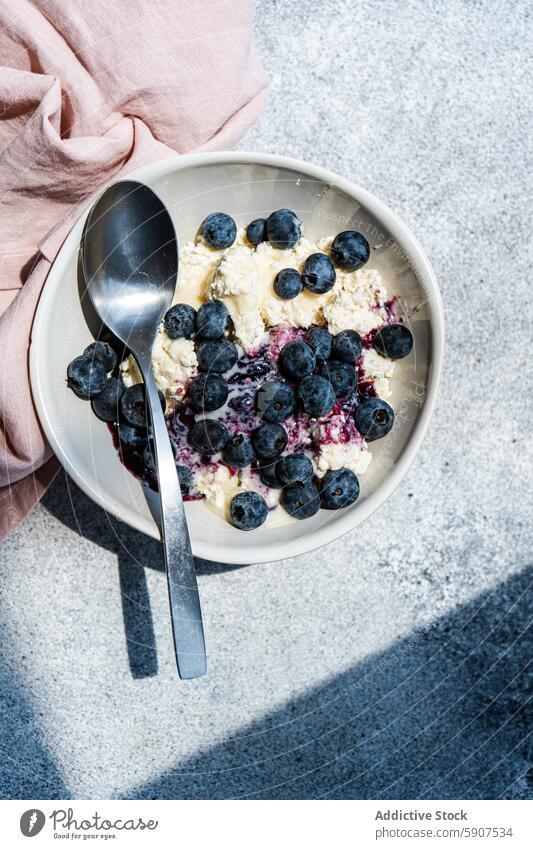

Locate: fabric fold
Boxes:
[0,0,267,538]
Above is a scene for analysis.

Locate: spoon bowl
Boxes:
[82,181,177,355]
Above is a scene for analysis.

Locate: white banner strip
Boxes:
[1,799,530,848]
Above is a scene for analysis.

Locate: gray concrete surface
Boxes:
[1,0,531,799]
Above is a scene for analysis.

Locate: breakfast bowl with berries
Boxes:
[30,152,443,564]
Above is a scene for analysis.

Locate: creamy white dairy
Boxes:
[171,238,222,308]
[195,465,241,511]
[361,348,396,400]
[196,464,288,527]
[121,334,197,399]
[209,242,264,352]
[312,416,372,478]
[315,441,372,478]
[208,234,330,350]
[322,268,390,336]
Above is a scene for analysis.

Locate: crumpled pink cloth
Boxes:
[0,0,267,539]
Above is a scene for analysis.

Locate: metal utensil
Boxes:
[82,179,206,679]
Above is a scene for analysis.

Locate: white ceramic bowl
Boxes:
[30,152,443,564]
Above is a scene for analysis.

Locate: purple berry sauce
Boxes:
[110,323,383,500]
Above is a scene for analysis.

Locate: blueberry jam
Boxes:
[355,354,377,398]
[383,295,400,323]
[108,423,150,482]
[107,324,381,502]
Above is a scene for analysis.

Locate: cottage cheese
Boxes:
[119,225,401,521]
[171,238,222,308]
[322,268,390,336]
[208,234,331,350]
[196,463,286,522]
[312,416,372,478]
[315,441,372,478]
[209,242,264,352]
[361,348,396,400]
[210,234,391,349]
[126,229,393,403]
[121,335,197,399]
[195,465,242,512]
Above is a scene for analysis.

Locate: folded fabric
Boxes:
[0,0,267,539]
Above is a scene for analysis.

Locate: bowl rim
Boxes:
[30,150,444,564]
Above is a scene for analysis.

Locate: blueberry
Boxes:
[266,208,302,249]
[177,465,194,495]
[298,375,336,417]
[160,457,193,496]
[246,218,267,245]
[252,423,288,459]
[331,230,370,270]
[189,419,229,454]
[164,303,196,339]
[83,341,117,372]
[200,212,237,249]
[229,491,268,531]
[257,459,282,488]
[353,397,394,441]
[319,359,356,397]
[120,384,166,428]
[373,323,414,360]
[196,339,238,373]
[302,252,336,294]
[229,357,271,385]
[281,481,320,520]
[91,377,125,422]
[274,268,303,300]
[142,443,193,494]
[256,379,295,423]
[189,373,228,412]
[276,454,313,485]
[222,433,256,468]
[332,329,363,362]
[117,423,148,450]
[305,326,333,360]
[196,299,230,339]
[279,340,316,380]
[228,392,254,415]
[319,468,360,509]
[67,354,107,399]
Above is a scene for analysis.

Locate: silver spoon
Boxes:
[82,179,207,679]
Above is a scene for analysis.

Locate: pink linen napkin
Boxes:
[0,0,268,539]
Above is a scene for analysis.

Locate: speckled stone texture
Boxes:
[0,0,531,800]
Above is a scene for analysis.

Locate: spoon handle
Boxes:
[141,363,207,679]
